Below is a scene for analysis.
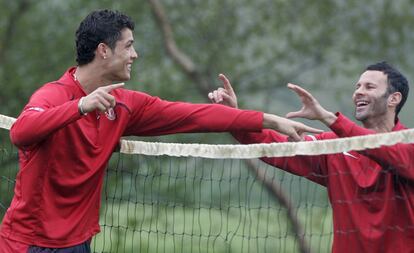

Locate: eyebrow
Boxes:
[355,82,377,87]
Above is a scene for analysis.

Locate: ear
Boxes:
[388,92,402,108]
[96,43,110,60]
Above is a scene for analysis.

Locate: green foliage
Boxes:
[1,0,414,124]
[93,202,332,253]
[1,1,414,252]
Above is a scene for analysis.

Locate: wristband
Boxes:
[78,97,88,116]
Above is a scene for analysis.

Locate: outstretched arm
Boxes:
[208,75,328,185]
[330,113,414,180]
[208,75,322,141]
[287,84,414,179]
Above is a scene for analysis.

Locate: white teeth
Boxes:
[356,101,368,106]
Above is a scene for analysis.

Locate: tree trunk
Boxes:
[148,1,311,252]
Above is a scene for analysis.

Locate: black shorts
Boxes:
[27,240,91,253]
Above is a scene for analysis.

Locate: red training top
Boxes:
[0,67,263,248]
[233,113,414,253]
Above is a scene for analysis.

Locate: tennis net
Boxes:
[1,113,413,253]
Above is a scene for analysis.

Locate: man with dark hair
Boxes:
[364,62,409,119]
[209,62,414,252]
[0,9,320,252]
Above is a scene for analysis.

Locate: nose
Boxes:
[131,47,138,59]
[354,85,365,96]
[352,86,366,103]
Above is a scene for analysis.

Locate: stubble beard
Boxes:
[355,95,389,124]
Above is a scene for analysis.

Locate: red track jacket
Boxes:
[0,67,263,248]
[234,113,414,253]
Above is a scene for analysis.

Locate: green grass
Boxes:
[92,201,333,253]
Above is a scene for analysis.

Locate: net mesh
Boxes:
[93,154,332,252]
[1,114,413,252]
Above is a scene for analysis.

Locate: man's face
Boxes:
[105,28,138,82]
[352,70,390,122]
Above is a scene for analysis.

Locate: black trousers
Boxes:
[27,240,91,253]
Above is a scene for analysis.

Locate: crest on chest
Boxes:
[105,108,116,121]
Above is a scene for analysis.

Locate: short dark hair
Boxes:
[365,61,409,117]
[75,9,135,65]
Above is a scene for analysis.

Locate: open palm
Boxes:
[285,83,328,121]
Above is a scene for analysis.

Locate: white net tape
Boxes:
[0,114,16,131]
[1,113,413,158]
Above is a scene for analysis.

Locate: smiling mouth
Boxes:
[356,101,369,109]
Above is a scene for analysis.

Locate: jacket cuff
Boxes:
[329,112,353,137]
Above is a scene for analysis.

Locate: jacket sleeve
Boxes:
[10,84,81,149]
[124,92,263,136]
[232,129,329,186]
[329,113,414,180]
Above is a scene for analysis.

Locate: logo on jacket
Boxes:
[105,108,116,120]
[343,151,357,159]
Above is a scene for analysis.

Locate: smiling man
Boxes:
[0,9,321,253]
[209,62,413,253]
[307,63,407,133]
[352,69,404,130]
